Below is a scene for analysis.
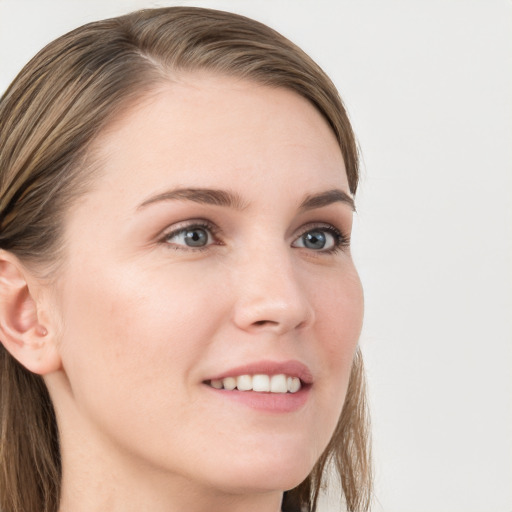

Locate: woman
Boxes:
[0,7,371,512]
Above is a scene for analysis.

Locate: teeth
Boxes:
[223,377,237,391]
[236,374,252,391]
[270,374,287,393]
[252,374,270,392]
[288,376,301,394]
[210,379,223,389]
[212,374,303,393]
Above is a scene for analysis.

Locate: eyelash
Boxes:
[161,220,350,254]
[162,220,221,252]
[294,223,350,254]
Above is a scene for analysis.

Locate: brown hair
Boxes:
[0,7,371,512]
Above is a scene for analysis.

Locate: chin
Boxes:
[203,448,316,495]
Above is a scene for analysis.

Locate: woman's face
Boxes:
[47,74,363,496]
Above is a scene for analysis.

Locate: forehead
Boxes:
[85,73,348,206]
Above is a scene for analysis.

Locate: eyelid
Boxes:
[293,222,350,252]
[160,219,222,250]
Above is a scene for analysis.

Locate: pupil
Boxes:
[304,231,326,249]
[185,228,207,247]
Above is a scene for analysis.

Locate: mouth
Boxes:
[205,373,304,394]
[202,360,313,412]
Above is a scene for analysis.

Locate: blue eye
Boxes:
[292,226,346,252]
[165,225,213,248]
[302,230,328,250]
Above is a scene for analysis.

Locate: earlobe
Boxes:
[0,251,61,375]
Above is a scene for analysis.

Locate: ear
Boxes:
[0,250,61,375]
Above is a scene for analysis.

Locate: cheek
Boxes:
[314,264,364,352]
[53,260,234,474]
[311,264,364,401]
[56,261,223,411]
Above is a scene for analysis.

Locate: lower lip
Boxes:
[204,385,310,413]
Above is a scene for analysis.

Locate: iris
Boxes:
[302,230,326,250]
[184,228,208,247]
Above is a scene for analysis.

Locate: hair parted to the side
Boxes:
[0,7,371,512]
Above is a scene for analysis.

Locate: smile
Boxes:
[207,374,302,393]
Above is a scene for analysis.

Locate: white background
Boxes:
[1,1,511,511]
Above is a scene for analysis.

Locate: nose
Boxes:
[232,246,315,335]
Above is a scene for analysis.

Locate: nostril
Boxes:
[253,320,278,327]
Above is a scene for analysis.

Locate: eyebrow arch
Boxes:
[137,186,355,213]
[299,189,356,212]
[138,187,247,211]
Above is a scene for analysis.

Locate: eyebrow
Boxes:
[299,189,355,212]
[138,188,247,210]
[138,187,355,212]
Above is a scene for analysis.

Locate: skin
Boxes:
[35,74,364,512]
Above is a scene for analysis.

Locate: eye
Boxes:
[292,226,348,253]
[164,223,216,249]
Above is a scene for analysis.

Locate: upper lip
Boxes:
[205,360,314,385]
